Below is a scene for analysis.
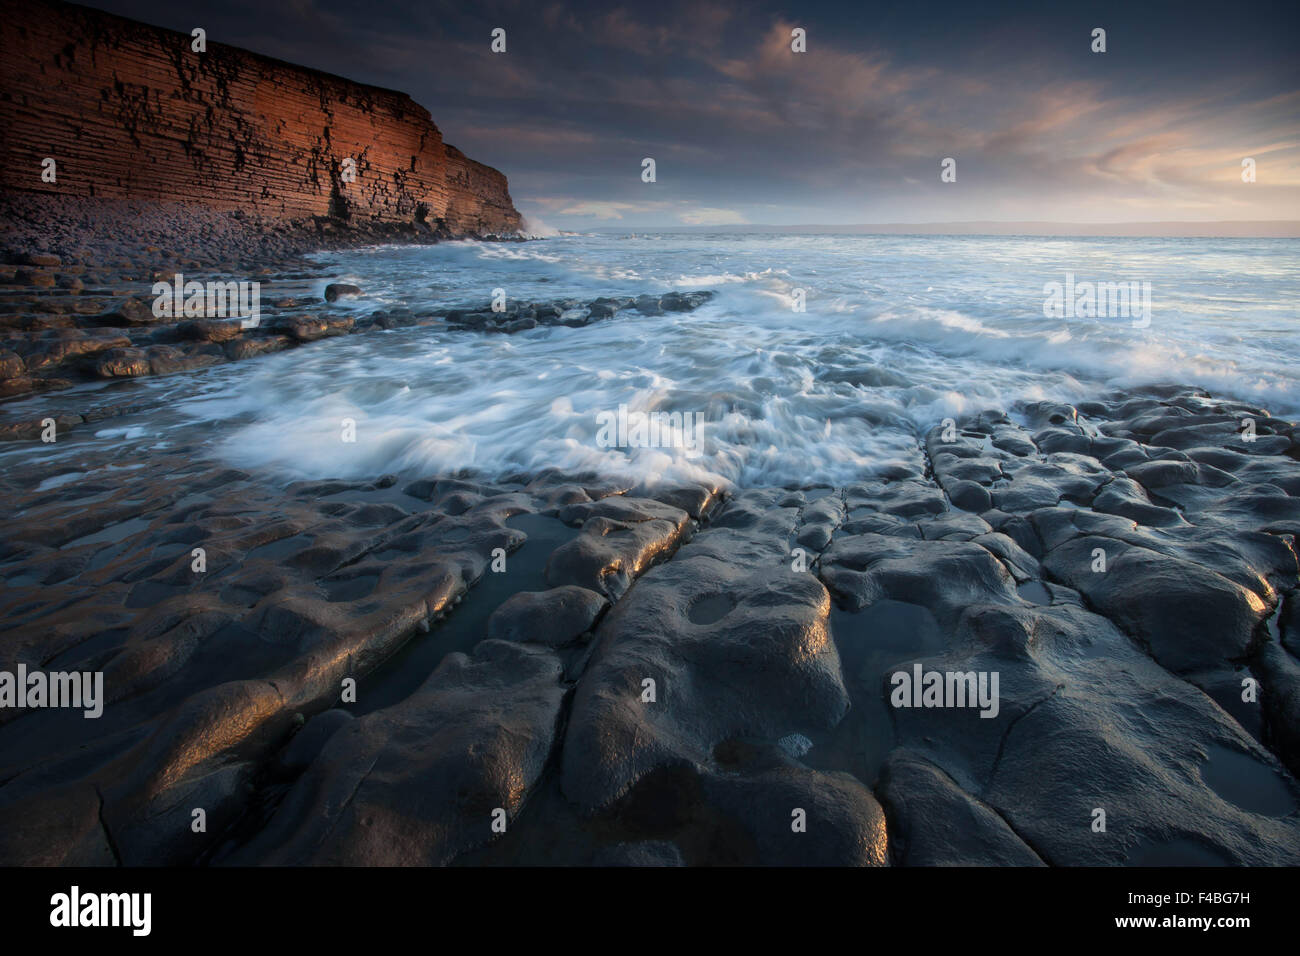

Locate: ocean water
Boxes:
[6,233,1299,490]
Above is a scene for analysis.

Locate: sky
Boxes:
[88,0,1300,231]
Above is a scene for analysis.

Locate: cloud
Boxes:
[527,199,654,219]
[677,206,748,225]
[95,0,1300,225]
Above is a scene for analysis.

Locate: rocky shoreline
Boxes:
[0,217,719,427]
[0,192,529,414]
[4,0,1292,873]
[0,194,523,269]
[2,351,1298,863]
[0,252,712,437]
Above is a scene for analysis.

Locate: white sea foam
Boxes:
[4,233,1296,488]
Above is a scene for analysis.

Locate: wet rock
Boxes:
[1283,591,1300,657]
[587,297,626,320]
[1041,535,1270,674]
[276,314,353,341]
[275,709,355,776]
[19,252,62,267]
[948,479,992,512]
[1253,640,1300,778]
[97,297,157,326]
[889,601,1300,865]
[147,343,225,375]
[918,512,992,540]
[558,307,592,327]
[1033,428,1092,456]
[633,294,663,315]
[0,784,116,866]
[179,318,245,343]
[487,585,609,646]
[1126,458,1236,490]
[1021,401,1080,428]
[659,291,712,312]
[0,413,82,441]
[14,268,56,287]
[0,464,534,864]
[561,513,849,814]
[1,367,1296,866]
[0,349,24,380]
[323,283,362,302]
[445,310,494,330]
[645,483,723,520]
[820,533,1019,623]
[95,346,152,377]
[879,751,1044,865]
[546,497,691,599]
[973,532,1040,582]
[228,641,565,865]
[699,764,889,866]
[1091,476,1186,527]
[21,331,132,371]
[933,453,1003,485]
[226,335,291,360]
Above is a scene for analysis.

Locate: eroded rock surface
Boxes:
[1,386,1298,865]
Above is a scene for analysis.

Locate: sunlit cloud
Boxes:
[677,207,749,225]
[92,0,1300,228]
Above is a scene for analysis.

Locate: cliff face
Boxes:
[0,0,522,237]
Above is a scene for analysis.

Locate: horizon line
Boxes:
[580,220,1300,238]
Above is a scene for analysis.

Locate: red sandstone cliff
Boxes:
[0,0,522,237]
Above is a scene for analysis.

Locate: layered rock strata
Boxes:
[0,0,521,249]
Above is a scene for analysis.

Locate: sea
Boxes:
[4,232,1297,490]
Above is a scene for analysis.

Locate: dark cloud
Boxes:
[85,0,1300,227]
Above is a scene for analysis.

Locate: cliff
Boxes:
[0,0,522,238]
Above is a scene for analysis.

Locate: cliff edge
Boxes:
[0,0,522,241]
